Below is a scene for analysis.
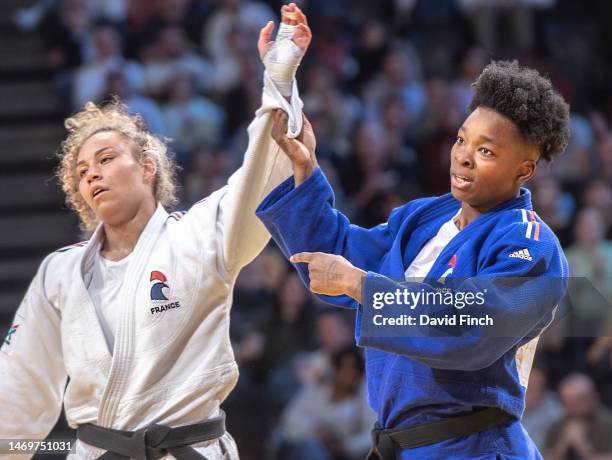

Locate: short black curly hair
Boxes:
[468,60,570,162]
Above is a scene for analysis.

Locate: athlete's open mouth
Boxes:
[92,187,108,199]
[451,173,473,183]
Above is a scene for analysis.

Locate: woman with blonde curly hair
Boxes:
[57,98,179,233]
[0,5,311,459]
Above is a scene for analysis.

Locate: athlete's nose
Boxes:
[86,166,102,183]
[454,148,475,169]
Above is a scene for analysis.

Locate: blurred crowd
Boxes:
[16,0,612,458]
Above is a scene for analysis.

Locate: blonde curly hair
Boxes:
[57,99,178,231]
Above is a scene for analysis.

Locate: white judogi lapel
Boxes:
[91,205,169,427]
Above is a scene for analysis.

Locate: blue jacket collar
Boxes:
[420,187,533,223]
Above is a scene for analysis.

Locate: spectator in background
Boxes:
[203,0,274,63]
[210,23,252,95]
[72,23,143,109]
[362,43,427,126]
[103,69,166,135]
[89,0,127,24]
[232,246,285,304]
[40,0,95,110]
[342,114,420,227]
[302,64,362,158]
[256,272,316,378]
[220,55,266,153]
[142,25,213,97]
[451,47,487,111]
[583,179,612,237]
[308,13,357,83]
[377,92,420,190]
[128,0,187,30]
[457,0,556,56]
[391,0,468,77]
[16,0,126,32]
[585,325,612,408]
[421,76,455,138]
[550,114,595,187]
[337,121,398,226]
[300,108,344,163]
[565,208,612,332]
[161,69,225,154]
[257,272,317,411]
[313,311,354,362]
[352,20,390,92]
[545,373,612,459]
[539,206,612,391]
[595,131,612,183]
[40,0,93,72]
[228,247,289,369]
[127,0,206,56]
[530,173,575,246]
[290,310,355,390]
[278,347,375,460]
[419,80,464,195]
[230,247,288,331]
[523,365,563,451]
[539,2,600,113]
[557,207,612,385]
[183,143,231,205]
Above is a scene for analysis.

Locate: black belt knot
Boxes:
[77,411,226,460]
[367,426,396,460]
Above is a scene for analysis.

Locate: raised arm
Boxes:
[217,4,312,275]
[257,111,423,307]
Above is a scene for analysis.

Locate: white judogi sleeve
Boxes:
[0,255,67,456]
[216,73,301,275]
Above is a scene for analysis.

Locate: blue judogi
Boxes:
[256,168,568,459]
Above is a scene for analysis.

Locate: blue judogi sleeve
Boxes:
[358,221,568,371]
[256,167,418,309]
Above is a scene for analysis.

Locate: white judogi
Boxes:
[0,73,301,459]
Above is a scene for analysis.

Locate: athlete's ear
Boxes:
[516,159,536,185]
[142,156,157,183]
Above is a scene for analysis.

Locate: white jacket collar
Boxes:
[80,203,169,278]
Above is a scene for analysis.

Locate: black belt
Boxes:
[76,411,226,460]
[367,407,515,460]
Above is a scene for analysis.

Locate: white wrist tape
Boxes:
[263,23,304,97]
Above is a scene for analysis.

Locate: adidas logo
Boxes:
[509,249,532,261]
